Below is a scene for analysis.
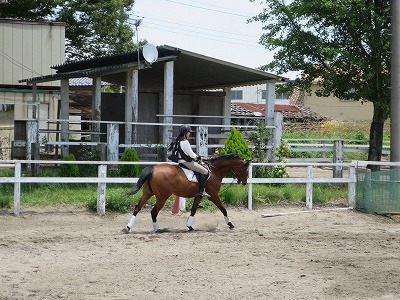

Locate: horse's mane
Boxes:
[207,154,245,163]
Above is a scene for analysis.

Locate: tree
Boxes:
[251,0,390,169]
[0,0,137,60]
[221,127,252,159]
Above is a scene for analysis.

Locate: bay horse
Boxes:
[122,154,250,233]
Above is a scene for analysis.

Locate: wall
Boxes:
[0,19,65,86]
[304,85,374,121]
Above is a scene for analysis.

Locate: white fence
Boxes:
[285,138,390,162]
[0,159,358,216]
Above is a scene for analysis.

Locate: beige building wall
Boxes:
[0,19,65,86]
[304,85,374,121]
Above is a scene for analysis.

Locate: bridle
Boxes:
[206,158,249,184]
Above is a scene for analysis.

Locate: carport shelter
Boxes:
[19,45,286,159]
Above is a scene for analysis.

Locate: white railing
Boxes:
[0,159,360,216]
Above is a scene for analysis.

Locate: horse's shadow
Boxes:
[122,227,218,235]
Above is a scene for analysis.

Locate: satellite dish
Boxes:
[142,43,158,64]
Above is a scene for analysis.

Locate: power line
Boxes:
[130,14,259,39]
[127,19,261,45]
[0,49,42,76]
[160,0,253,18]
[133,23,263,48]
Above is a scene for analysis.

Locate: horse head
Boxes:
[209,154,251,185]
[234,158,251,185]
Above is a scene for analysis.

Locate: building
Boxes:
[0,18,65,158]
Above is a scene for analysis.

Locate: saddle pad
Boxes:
[181,167,198,183]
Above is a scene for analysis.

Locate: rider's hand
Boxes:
[194,155,201,162]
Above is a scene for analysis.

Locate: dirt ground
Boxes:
[1,205,400,300]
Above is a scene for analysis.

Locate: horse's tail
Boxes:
[127,166,154,195]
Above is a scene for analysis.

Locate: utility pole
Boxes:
[391,0,400,162]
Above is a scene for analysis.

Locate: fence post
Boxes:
[248,164,253,210]
[273,112,283,162]
[107,123,119,161]
[306,165,313,210]
[333,140,344,178]
[13,162,21,215]
[196,126,208,157]
[348,166,356,208]
[97,164,107,215]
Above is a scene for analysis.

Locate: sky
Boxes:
[131,0,300,80]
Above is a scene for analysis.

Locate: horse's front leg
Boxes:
[209,196,234,229]
[186,196,202,231]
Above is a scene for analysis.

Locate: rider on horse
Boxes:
[168,124,210,198]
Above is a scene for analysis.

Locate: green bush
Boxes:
[119,148,141,177]
[59,154,79,177]
[221,127,251,159]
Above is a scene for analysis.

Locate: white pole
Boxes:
[13,162,21,215]
[306,165,313,210]
[97,164,107,215]
[248,164,253,210]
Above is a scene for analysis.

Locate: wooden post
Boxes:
[248,164,253,210]
[333,140,344,178]
[163,61,174,147]
[348,166,356,208]
[306,165,313,210]
[107,123,119,161]
[97,164,107,215]
[273,112,283,162]
[265,82,276,160]
[13,162,21,216]
[196,126,208,157]
[92,76,102,143]
[60,78,69,157]
[222,87,231,133]
[125,69,138,144]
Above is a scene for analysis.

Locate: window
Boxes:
[231,90,243,100]
[261,90,289,100]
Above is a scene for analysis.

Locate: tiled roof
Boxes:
[232,102,329,122]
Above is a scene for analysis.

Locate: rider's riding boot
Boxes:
[198,174,210,198]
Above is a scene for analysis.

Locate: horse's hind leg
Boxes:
[123,182,153,233]
[150,196,169,232]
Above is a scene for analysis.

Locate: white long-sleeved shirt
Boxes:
[178,139,197,162]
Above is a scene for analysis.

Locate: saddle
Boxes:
[178,163,211,183]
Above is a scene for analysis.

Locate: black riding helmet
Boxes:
[179,124,193,135]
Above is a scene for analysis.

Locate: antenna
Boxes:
[142,44,158,64]
[133,19,143,69]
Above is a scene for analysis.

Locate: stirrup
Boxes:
[199,191,210,198]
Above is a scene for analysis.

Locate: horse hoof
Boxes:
[187,226,194,231]
[228,222,234,229]
[122,227,130,234]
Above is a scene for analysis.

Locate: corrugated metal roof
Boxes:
[69,77,110,87]
[20,45,287,90]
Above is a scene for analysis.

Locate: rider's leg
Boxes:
[182,161,210,198]
[197,173,210,197]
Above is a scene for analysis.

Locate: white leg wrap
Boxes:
[153,222,160,232]
[224,216,231,224]
[127,215,136,228]
[186,216,194,227]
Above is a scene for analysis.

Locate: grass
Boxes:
[0,181,348,212]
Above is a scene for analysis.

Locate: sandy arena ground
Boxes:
[1,205,400,300]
